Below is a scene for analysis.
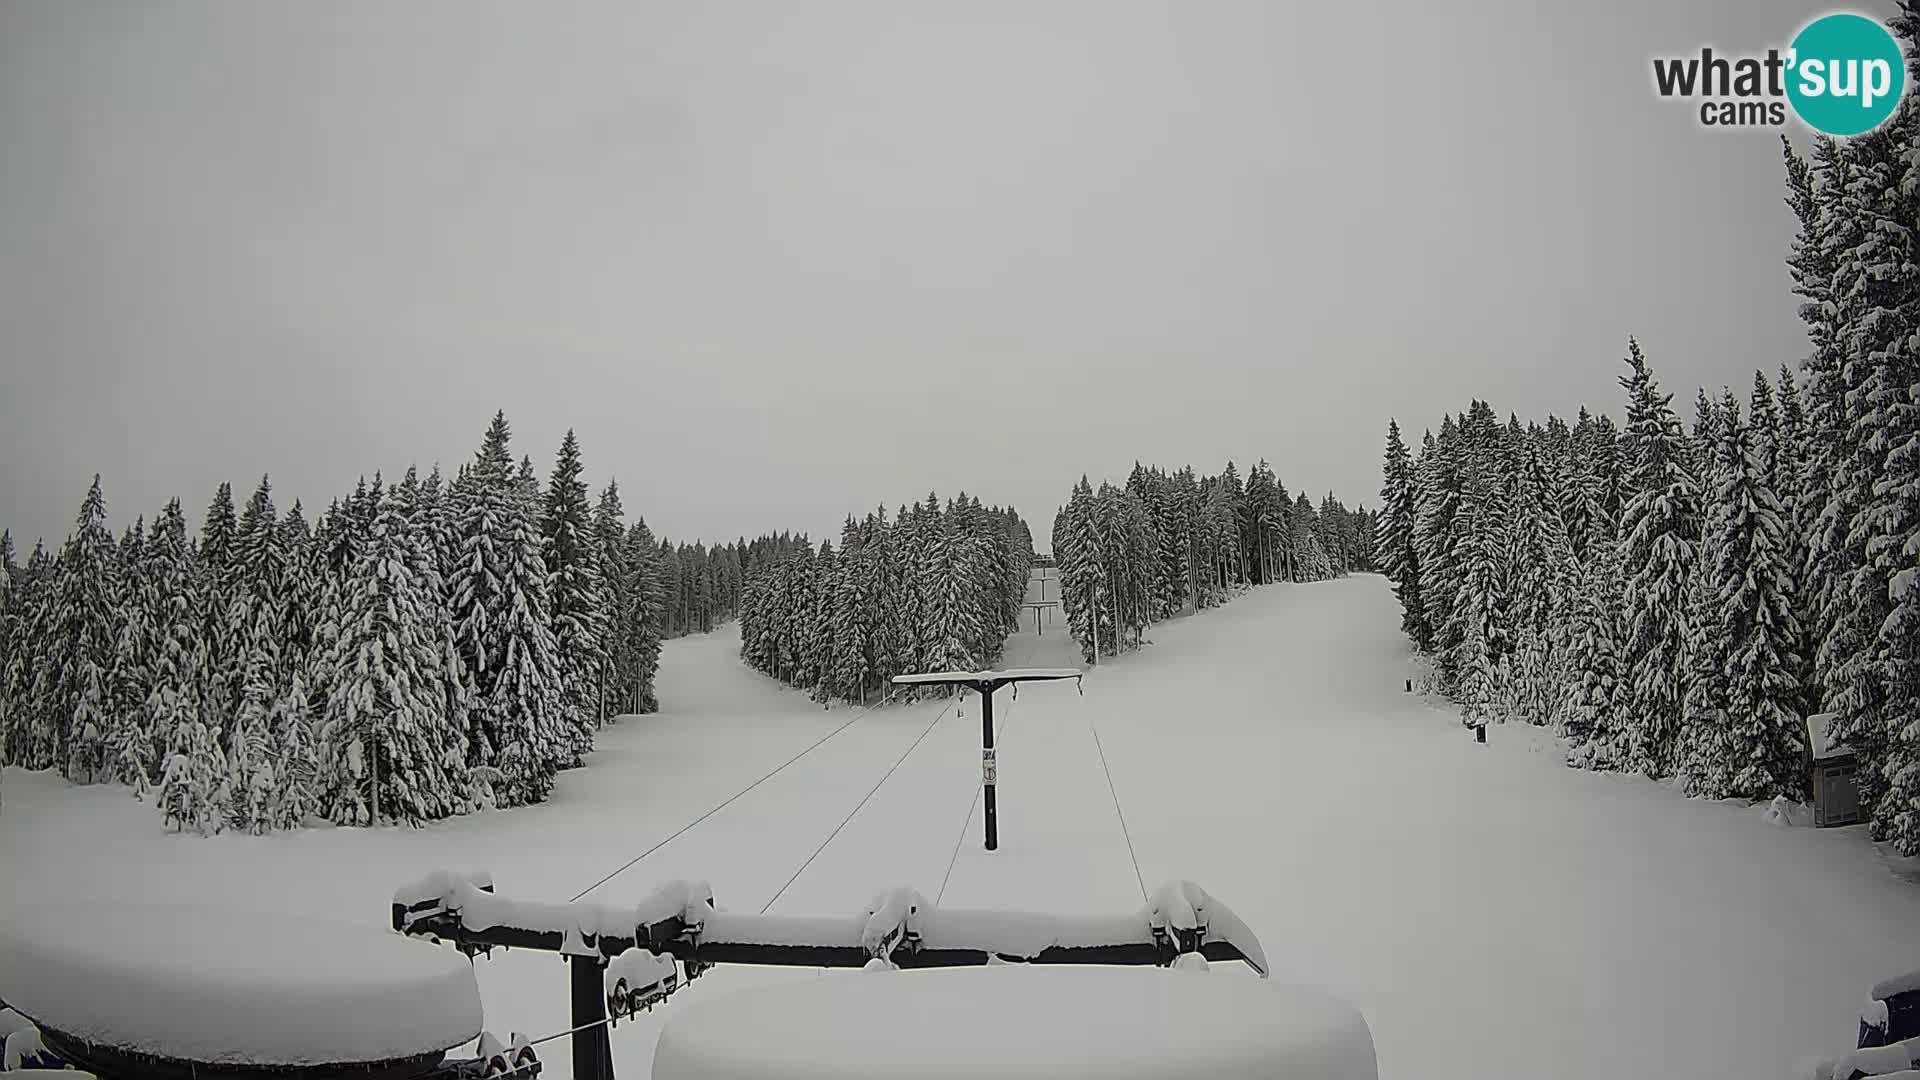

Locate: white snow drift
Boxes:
[0,901,482,1066]
[650,965,1375,1080]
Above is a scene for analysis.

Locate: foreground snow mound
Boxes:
[0,901,482,1067]
[651,965,1376,1080]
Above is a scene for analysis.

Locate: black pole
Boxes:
[569,953,613,1080]
[981,683,997,851]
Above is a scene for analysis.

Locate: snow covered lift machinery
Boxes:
[388,870,1271,1080]
[890,667,1083,851]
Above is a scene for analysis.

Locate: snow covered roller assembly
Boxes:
[388,871,1322,1079]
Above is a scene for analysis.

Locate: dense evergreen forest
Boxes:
[1053,461,1375,663]
[0,413,784,833]
[736,498,1035,704]
[1377,45,1920,853]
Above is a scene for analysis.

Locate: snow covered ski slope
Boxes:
[4,574,1918,1079]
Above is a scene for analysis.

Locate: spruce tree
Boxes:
[224,476,286,823]
[1562,539,1627,767]
[141,501,206,816]
[542,431,606,753]
[157,710,227,836]
[198,482,241,732]
[319,494,468,825]
[104,540,155,796]
[625,518,665,713]
[593,482,633,716]
[1707,391,1807,801]
[271,670,321,829]
[1616,341,1701,778]
[1380,419,1428,648]
[448,413,566,806]
[0,531,15,775]
[55,476,118,784]
[1416,422,1466,689]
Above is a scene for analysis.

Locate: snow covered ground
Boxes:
[4,574,1918,1079]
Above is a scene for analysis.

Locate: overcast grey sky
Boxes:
[0,1,1830,553]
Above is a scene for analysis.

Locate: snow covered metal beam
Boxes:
[391,872,1266,977]
[891,668,1083,686]
[889,667,1083,850]
[394,872,1264,1080]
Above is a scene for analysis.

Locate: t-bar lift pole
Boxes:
[890,668,1082,851]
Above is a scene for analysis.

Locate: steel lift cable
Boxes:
[759,694,960,915]
[571,684,907,903]
[1089,706,1149,905]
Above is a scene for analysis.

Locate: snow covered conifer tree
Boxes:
[809,541,841,702]
[593,482,632,715]
[320,492,468,825]
[1706,391,1807,801]
[1678,527,1729,796]
[1059,479,1103,663]
[271,669,320,830]
[157,710,226,836]
[223,476,286,820]
[1561,539,1627,767]
[625,517,665,713]
[1616,340,1702,778]
[542,431,606,752]
[830,517,873,704]
[1380,420,1428,649]
[492,471,570,798]
[1444,406,1510,683]
[199,481,238,569]
[0,531,14,774]
[1505,445,1572,723]
[226,642,279,833]
[1677,392,1732,794]
[55,475,118,784]
[196,482,243,743]
[1459,622,1497,730]
[279,501,315,666]
[229,476,289,672]
[141,500,205,807]
[1416,422,1465,688]
[104,531,156,796]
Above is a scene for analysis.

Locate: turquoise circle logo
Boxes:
[1787,13,1906,135]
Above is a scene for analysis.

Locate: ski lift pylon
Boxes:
[889,668,1083,850]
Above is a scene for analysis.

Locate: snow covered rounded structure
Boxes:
[0,901,486,1080]
[651,965,1377,1080]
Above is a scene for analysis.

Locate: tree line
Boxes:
[738,496,1034,703]
[1053,461,1376,663]
[0,413,772,833]
[1376,28,1920,852]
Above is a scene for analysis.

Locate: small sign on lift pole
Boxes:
[892,668,1082,851]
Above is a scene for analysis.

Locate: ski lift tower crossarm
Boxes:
[890,668,1083,852]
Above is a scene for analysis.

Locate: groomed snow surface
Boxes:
[651,966,1373,1080]
[3,575,1918,1079]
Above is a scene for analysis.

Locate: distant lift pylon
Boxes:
[890,668,1083,851]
